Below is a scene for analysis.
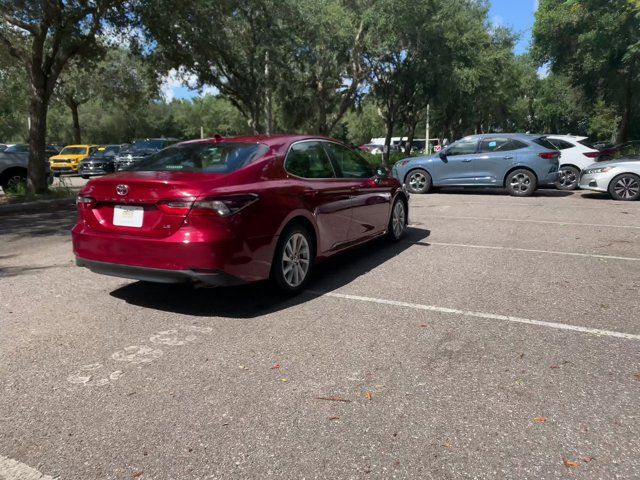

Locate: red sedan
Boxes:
[72,135,409,292]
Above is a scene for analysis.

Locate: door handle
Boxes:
[504,156,514,160]
[462,159,472,163]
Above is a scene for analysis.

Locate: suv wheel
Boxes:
[555,166,580,190]
[1,171,27,192]
[505,169,537,197]
[405,169,432,194]
[271,224,314,293]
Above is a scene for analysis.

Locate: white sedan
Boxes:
[579,159,640,200]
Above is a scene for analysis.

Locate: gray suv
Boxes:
[0,144,56,192]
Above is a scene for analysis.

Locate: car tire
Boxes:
[405,169,432,194]
[387,197,407,241]
[1,171,27,192]
[505,169,537,197]
[81,175,89,180]
[554,165,580,190]
[608,173,640,201]
[271,224,314,294]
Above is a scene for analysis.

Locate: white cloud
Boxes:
[159,67,218,101]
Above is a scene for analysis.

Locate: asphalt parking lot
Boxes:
[1,188,639,479]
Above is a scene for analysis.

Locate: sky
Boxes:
[163,0,538,101]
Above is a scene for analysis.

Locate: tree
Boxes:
[534,0,640,142]
[0,0,133,192]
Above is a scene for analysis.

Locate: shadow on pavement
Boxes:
[109,227,431,319]
[580,192,615,201]
[0,205,76,239]
[429,187,574,197]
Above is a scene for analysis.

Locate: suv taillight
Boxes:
[583,152,600,158]
[539,152,559,160]
[191,195,258,217]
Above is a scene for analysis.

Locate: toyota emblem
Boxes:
[116,184,128,196]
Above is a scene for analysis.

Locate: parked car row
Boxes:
[0,143,58,191]
[392,133,640,200]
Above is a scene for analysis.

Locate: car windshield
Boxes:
[128,142,268,173]
[131,139,166,150]
[60,147,87,155]
[91,147,119,158]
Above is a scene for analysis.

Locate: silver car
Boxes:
[579,159,640,200]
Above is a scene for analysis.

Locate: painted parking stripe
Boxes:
[428,215,640,230]
[312,291,640,341]
[424,241,640,262]
[0,455,54,480]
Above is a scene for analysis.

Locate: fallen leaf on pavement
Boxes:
[419,324,428,328]
[270,364,281,369]
[583,457,595,463]
[280,377,289,382]
[238,365,248,370]
[634,373,640,381]
[364,392,373,401]
[533,417,546,423]
[329,416,340,421]
[549,365,560,369]
[442,442,452,448]
[563,458,580,469]
[316,396,352,403]
[132,471,144,478]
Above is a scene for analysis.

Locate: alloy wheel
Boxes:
[409,172,427,191]
[281,232,311,288]
[613,176,640,200]
[510,173,532,193]
[557,168,578,189]
[6,174,26,191]
[392,200,406,239]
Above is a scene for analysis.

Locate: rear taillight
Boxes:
[583,151,601,158]
[539,152,559,160]
[76,195,95,208]
[157,200,194,215]
[190,194,259,217]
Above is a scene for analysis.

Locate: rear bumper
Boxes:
[76,257,244,286]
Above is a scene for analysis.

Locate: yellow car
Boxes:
[49,144,99,175]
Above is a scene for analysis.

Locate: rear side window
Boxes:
[532,137,558,150]
[479,138,528,153]
[578,138,598,150]
[548,139,575,150]
[323,142,374,178]
[285,141,335,179]
[130,142,268,173]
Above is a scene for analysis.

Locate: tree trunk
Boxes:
[27,94,49,194]
[264,51,273,135]
[405,120,418,155]
[616,68,634,144]
[70,101,81,143]
[383,119,394,167]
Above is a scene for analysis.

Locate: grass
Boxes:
[2,176,75,204]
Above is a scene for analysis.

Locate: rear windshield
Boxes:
[131,139,167,150]
[532,137,558,150]
[128,142,268,173]
[578,138,598,150]
[91,146,119,158]
[60,147,87,155]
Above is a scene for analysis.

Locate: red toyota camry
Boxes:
[72,135,408,292]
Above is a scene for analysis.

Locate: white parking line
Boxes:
[429,215,640,230]
[313,291,640,341]
[0,455,53,480]
[425,241,640,262]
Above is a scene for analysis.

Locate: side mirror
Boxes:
[439,150,447,160]
[375,167,388,178]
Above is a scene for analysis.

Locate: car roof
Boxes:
[461,133,546,141]
[545,135,588,141]
[181,134,344,149]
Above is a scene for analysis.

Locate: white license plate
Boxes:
[113,205,144,228]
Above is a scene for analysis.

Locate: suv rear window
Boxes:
[578,138,598,150]
[532,137,558,150]
[129,143,268,173]
[548,139,575,150]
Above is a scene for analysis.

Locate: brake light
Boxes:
[190,194,259,217]
[76,195,95,208]
[539,152,559,160]
[583,151,601,158]
[157,200,194,215]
